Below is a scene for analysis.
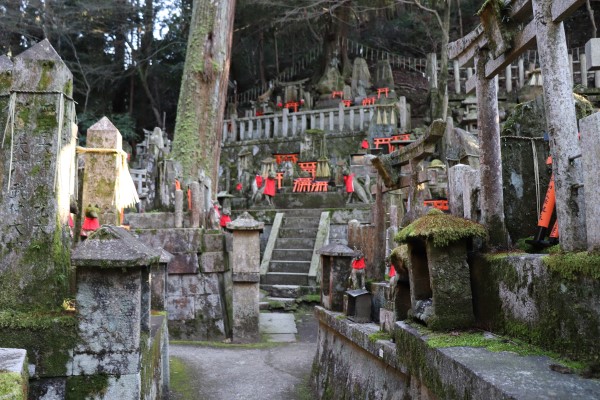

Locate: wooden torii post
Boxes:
[448,0,586,251]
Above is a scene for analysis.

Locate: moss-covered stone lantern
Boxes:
[395,209,487,330]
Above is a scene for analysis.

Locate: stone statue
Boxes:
[350,249,366,290]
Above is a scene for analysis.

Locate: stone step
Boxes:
[275,237,315,249]
[265,272,309,286]
[272,249,313,262]
[269,260,311,273]
[282,209,324,218]
[278,227,319,238]
[282,217,320,228]
[260,284,319,298]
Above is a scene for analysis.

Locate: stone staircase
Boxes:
[260,209,323,310]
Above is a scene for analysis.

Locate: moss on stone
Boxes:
[38,61,55,91]
[65,374,109,400]
[169,357,196,400]
[541,251,600,280]
[0,372,24,400]
[367,331,392,343]
[0,310,78,377]
[395,209,487,247]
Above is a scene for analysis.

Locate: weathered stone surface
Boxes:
[75,268,142,353]
[579,112,600,251]
[374,59,394,89]
[151,264,167,311]
[168,253,199,274]
[135,228,203,254]
[203,233,225,252]
[72,225,159,268]
[0,40,74,310]
[180,274,204,295]
[29,378,66,400]
[167,296,195,320]
[370,282,387,323]
[351,57,371,98]
[167,275,183,295]
[316,66,344,94]
[70,351,140,375]
[200,251,227,273]
[0,348,28,400]
[231,283,259,342]
[126,212,176,229]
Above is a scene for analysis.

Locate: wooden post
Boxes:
[475,53,509,247]
[532,0,587,251]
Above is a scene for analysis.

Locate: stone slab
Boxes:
[259,313,298,334]
[70,351,140,375]
[168,253,199,274]
[200,252,227,273]
[167,296,195,320]
[202,234,224,252]
[233,272,260,283]
[0,348,27,373]
[136,229,203,254]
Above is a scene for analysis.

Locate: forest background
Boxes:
[1,0,598,149]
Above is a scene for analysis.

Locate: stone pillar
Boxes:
[81,117,123,225]
[0,40,75,310]
[338,102,345,132]
[281,108,289,137]
[71,225,159,399]
[454,60,461,93]
[174,189,183,228]
[399,96,408,131]
[317,243,355,312]
[152,250,172,311]
[505,65,512,92]
[475,53,509,247]
[533,0,587,251]
[518,58,525,88]
[227,212,263,343]
[579,112,600,251]
[190,181,201,228]
[580,54,588,87]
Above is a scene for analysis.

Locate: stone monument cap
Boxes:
[72,225,160,268]
[226,211,264,231]
[317,243,356,257]
[0,55,13,71]
[0,348,27,373]
[159,248,174,264]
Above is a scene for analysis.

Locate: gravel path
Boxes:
[169,309,318,400]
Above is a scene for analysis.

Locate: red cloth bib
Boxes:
[361,139,369,149]
[352,257,365,270]
[389,265,396,278]
[344,173,355,193]
[220,214,231,227]
[264,177,276,197]
[82,217,100,231]
[255,175,263,188]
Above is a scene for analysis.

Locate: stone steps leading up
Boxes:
[271,249,313,262]
[282,217,320,228]
[269,260,311,274]
[278,227,319,238]
[261,284,319,298]
[275,237,316,249]
[265,271,309,286]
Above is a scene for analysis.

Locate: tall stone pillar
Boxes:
[81,117,124,226]
[0,40,76,309]
[227,212,264,343]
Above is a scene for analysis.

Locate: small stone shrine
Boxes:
[394,209,486,330]
[317,243,356,312]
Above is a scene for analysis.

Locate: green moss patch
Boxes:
[169,357,196,400]
[395,209,487,247]
[0,310,78,376]
[367,331,392,343]
[65,374,109,400]
[0,372,25,400]
[542,251,600,280]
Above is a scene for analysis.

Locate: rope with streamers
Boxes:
[76,146,140,209]
[1,93,16,193]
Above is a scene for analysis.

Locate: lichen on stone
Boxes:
[395,209,487,247]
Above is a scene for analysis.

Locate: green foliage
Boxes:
[395,209,487,247]
[78,112,140,144]
[542,251,600,280]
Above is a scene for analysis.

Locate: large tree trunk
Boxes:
[171,0,237,192]
[320,0,352,78]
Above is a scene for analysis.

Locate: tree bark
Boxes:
[171,0,237,192]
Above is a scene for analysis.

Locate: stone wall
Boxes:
[471,253,600,366]
[132,225,231,341]
[313,307,600,400]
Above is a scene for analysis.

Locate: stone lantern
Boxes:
[227,212,264,342]
[316,243,356,312]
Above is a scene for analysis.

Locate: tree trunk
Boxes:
[171,0,237,192]
[320,0,352,77]
[434,0,451,120]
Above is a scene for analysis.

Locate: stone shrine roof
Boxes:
[71,225,161,268]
